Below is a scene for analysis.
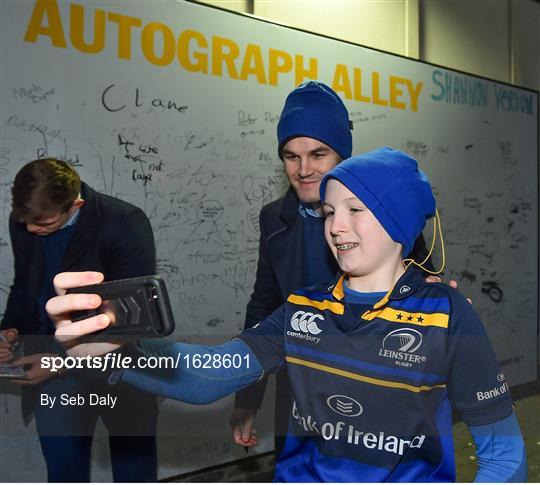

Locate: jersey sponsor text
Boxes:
[292,401,425,456]
[476,381,509,401]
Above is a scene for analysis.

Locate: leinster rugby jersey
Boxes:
[239,267,513,482]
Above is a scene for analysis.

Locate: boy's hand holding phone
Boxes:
[50,272,121,357]
[49,272,174,358]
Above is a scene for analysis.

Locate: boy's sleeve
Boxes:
[110,305,286,404]
[236,303,287,375]
[120,338,263,404]
[470,413,527,482]
[445,290,514,426]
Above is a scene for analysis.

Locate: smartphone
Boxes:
[67,275,175,339]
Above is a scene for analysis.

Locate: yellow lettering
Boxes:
[353,68,370,103]
[268,49,292,86]
[406,79,423,112]
[70,4,105,54]
[178,30,208,73]
[295,55,318,85]
[372,72,388,106]
[24,0,66,47]
[141,22,175,66]
[331,64,352,100]
[389,76,406,110]
[212,36,240,79]
[239,44,266,84]
[107,11,142,60]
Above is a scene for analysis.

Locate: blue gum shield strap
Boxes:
[470,412,527,483]
[118,338,263,405]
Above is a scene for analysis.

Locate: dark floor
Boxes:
[168,391,540,483]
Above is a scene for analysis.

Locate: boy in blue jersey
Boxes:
[49,147,526,482]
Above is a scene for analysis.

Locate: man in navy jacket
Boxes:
[0,158,158,482]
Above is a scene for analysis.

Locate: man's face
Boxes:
[25,199,82,236]
[323,179,402,281]
[25,211,73,236]
[282,137,341,208]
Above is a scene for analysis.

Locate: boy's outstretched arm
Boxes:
[120,338,264,404]
[48,271,267,404]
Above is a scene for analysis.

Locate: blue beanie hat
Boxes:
[277,81,352,160]
[319,147,435,257]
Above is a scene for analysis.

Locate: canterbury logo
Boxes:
[290,311,323,335]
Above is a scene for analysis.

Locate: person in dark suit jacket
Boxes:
[0,158,158,482]
[230,81,433,453]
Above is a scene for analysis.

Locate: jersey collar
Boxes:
[325,267,425,309]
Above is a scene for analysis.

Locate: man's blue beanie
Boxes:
[319,147,436,257]
[277,81,352,160]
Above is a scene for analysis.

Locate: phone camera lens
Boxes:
[149,285,158,300]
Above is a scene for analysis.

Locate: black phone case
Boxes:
[67,275,175,339]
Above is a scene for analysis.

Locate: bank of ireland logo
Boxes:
[327,395,363,417]
[383,328,423,353]
[290,311,323,335]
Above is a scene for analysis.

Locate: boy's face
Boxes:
[282,137,341,209]
[322,179,402,280]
